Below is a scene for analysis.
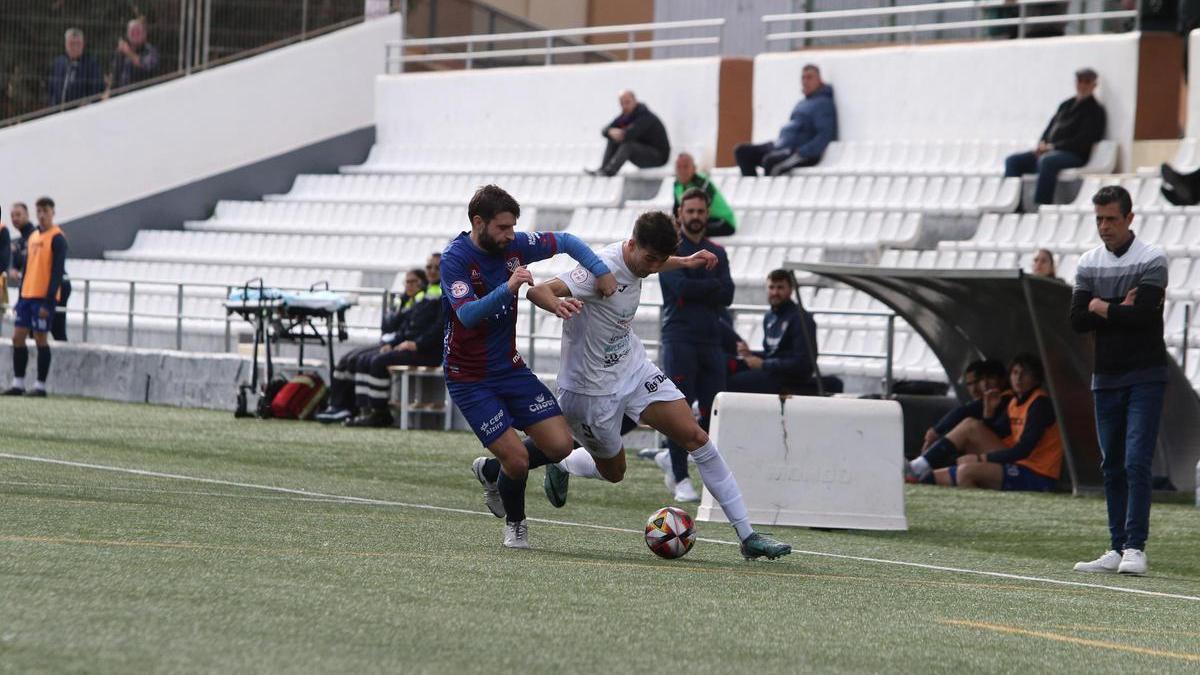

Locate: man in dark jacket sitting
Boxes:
[1004,68,1106,205]
[735,64,837,176]
[727,269,818,395]
[590,90,670,177]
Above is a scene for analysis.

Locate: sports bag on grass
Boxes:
[269,372,328,420]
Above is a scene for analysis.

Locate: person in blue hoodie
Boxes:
[734,64,837,177]
[727,269,819,395]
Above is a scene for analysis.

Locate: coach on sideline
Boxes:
[1070,185,1168,577]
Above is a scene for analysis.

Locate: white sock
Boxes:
[559,448,603,479]
[690,440,754,541]
[33,381,46,392]
[12,377,24,389]
[910,456,931,479]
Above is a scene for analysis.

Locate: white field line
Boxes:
[2,451,1198,604]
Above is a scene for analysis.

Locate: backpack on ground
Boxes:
[269,372,328,420]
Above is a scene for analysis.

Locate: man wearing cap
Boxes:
[1003,68,1106,206]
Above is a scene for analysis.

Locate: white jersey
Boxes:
[555,242,647,396]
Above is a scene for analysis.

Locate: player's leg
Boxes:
[5,323,30,395]
[660,340,697,490]
[954,461,1004,489]
[639,398,791,560]
[542,392,629,507]
[30,328,50,396]
[907,418,1003,481]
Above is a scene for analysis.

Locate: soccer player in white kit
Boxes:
[526,211,792,560]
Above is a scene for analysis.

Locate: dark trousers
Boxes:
[329,345,377,412]
[355,348,441,411]
[1003,150,1084,205]
[1094,382,1166,552]
[734,141,819,177]
[600,138,668,176]
[1160,163,1200,206]
[661,339,726,482]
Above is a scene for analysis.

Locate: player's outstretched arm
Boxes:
[527,279,583,320]
[660,249,718,273]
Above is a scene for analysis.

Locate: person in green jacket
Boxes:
[672,153,736,237]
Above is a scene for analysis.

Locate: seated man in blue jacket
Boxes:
[734,64,837,177]
[727,269,818,395]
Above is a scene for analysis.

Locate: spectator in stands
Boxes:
[424,252,443,301]
[1071,184,1168,576]
[1032,248,1058,278]
[4,197,67,397]
[47,28,104,107]
[47,28,103,107]
[734,64,837,177]
[589,90,670,177]
[1160,162,1200,206]
[653,187,734,502]
[317,264,437,424]
[0,213,9,314]
[673,153,737,237]
[725,270,818,395]
[347,268,444,428]
[1003,68,1106,206]
[8,203,34,287]
[919,359,1008,454]
[907,354,1062,492]
[108,18,160,93]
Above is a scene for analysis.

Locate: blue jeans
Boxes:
[1003,150,1084,205]
[1093,382,1166,552]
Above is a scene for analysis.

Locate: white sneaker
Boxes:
[674,478,700,503]
[1118,548,1148,576]
[472,457,505,518]
[503,519,530,549]
[1073,550,1122,574]
[653,450,677,493]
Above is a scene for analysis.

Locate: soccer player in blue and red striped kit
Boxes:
[443,184,617,549]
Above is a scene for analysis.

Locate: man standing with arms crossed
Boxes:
[5,197,67,397]
[654,188,735,502]
[448,185,617,549]
[1070,185,1168,576]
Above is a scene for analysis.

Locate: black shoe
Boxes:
[345,409,392,428]
[26,389,47,398]
[3,387,24,396]
[315,407,351,424]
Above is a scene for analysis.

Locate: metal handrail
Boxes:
[387,17,725,72]
[763,0,1140,47]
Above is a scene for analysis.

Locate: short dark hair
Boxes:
[967,359,1007,382]
[407,268,429,287]
[1009,353,1045,383]
[802,64,821,75]
[632,211,679,257]
[679,187,710,207]
[468,184,520,224]
[12,201,27,213]
[1092,185,1132,216]
[35,196,55,210]
[767,269,794,288]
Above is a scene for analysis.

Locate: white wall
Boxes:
[0,15,400,224]
[375,57,722,167]
[753,34,1140,170]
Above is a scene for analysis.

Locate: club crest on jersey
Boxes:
[450,281,470,299]
[570,266,590,284]
[506,257,520,272]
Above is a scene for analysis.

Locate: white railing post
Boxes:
[81,279,90,343]
[545,36,553,65]
[224,285,233,352]
[127,281,136,347]
[176,283,185,350]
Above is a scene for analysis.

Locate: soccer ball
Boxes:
[644,506,696,559]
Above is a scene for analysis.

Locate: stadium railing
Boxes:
[762,0,1141,49]
[386,17,726,73]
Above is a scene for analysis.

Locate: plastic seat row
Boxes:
[270,173,622,208]
[943,212,1200,257]
[711,174,1019,214]
[346,142,604,175]
[189,201,503,237]
[1045,175,1193,215]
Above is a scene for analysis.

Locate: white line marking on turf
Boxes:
[3,451,1199,604]
[0,480,355,505]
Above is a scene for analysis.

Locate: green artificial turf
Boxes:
[1,397,1198,674]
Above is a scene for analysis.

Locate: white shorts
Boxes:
[557,359,683,459]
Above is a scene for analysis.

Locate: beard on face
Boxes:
[683,217,707,236]
[478,227,505,254]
